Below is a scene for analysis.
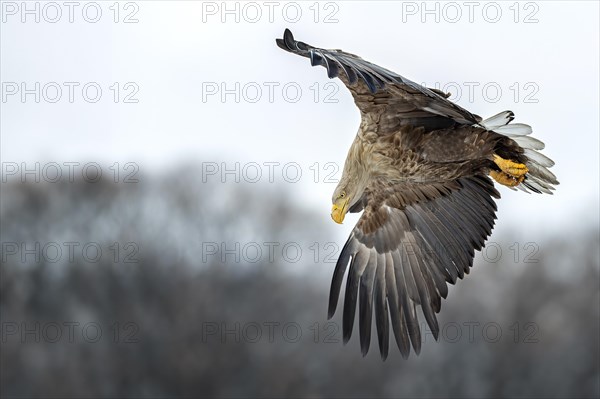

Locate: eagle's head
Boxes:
[331,170,368,224]
[331,186,350,224]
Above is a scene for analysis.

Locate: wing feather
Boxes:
[328,235,356,318]
[374,254,389,359]
[342,248,369,344]
[385,252,411,358]
[358,250,378,355]
[405,205,457,283]
[329,176,499,357]
[277,29,481,132]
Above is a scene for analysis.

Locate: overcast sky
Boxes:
[2,0,599,239]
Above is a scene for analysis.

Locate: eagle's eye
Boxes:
[340,192,346,199]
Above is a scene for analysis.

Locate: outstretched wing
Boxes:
[328,175,500,359]
[276,29,481,133]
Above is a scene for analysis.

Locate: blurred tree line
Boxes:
[1,167,598,398]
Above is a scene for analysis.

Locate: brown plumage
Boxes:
[276,29,558,359]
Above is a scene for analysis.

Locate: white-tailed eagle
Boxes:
[276,29,558,359]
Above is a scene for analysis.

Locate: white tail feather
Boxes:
[524,149,555,167]
[527,162,558,184]
[480,110,558,193]
[524,175,555,194]
[493,123,533,136]
[512,135,545,150]
[479,111,514,130]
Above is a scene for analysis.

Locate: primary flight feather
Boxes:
[276,29,558,359]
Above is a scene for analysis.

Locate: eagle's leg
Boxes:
[490,154,528,187]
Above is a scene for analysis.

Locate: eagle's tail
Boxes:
[479,111,559,194]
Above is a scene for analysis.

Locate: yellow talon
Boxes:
[490,170,524,187]
[493,154,528,176]
[491,155,528,187]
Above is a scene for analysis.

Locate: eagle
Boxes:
[276,29,558,359]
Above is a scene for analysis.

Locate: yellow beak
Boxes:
[331,199,349,224]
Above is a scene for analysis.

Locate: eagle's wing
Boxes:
[328,175,500,359]
[276,29,481,132]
